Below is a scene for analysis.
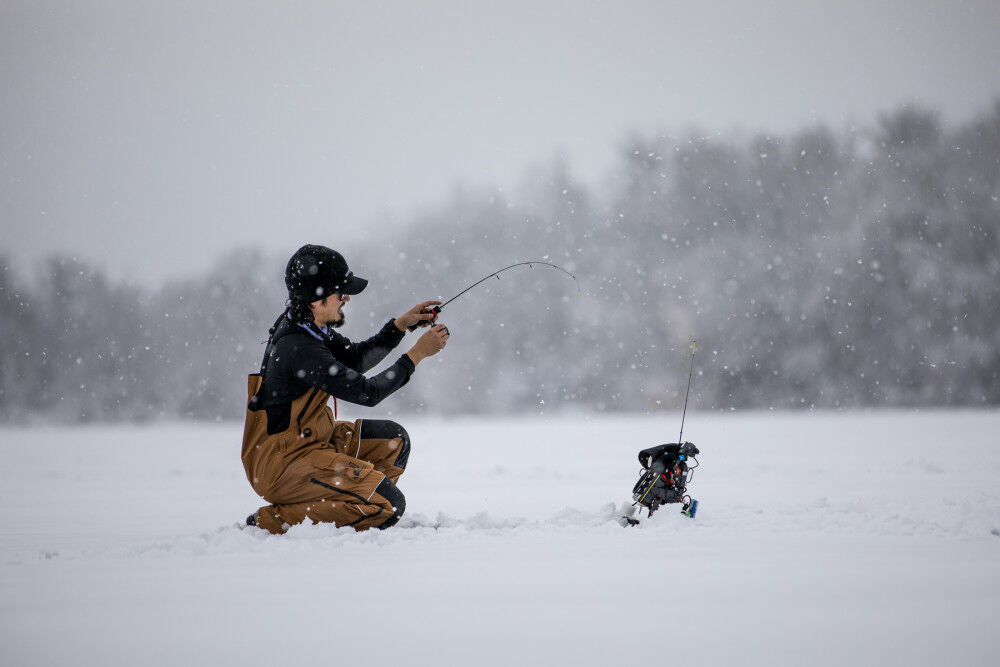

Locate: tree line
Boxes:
[2,103,998,422]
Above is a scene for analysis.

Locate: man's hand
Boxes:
[406,324,450,366]
[395,300,443,332]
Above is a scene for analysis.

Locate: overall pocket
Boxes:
[315,449,375,485]
[331,419,362,456]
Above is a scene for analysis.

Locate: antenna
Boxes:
[678,340,696,444]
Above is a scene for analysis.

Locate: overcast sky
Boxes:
[3,0,1000,285]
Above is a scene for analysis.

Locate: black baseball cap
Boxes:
[285,244,368,302]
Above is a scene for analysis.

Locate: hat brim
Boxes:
[340,274,368,295]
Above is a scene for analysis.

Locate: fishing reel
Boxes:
[630,442,700,521]
[406,306,441,332]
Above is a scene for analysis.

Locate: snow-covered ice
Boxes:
[1,411,998,666]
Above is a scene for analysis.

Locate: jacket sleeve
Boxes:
[290,339,416,407]
[324,319,407,373]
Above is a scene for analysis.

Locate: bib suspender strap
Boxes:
[259,312,287,377]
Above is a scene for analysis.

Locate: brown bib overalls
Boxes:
[242,374,406,534]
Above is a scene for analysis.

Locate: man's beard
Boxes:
[332,312,346,328]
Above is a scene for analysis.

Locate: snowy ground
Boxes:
[1,410,999,666]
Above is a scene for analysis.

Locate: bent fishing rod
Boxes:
[407,261,579,331]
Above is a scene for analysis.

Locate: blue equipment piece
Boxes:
[682,498,699,518]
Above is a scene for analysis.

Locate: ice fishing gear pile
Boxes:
[625,341,702,526]
[630,441,700,521]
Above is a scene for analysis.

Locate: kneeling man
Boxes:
[242,244,448,533]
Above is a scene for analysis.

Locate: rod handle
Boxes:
[407,306,441,332]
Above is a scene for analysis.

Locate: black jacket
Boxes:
[253,314,415,433]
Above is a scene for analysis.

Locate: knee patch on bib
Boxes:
[362,419,411,469]
[374,477,406,529]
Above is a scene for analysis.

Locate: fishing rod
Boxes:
[407,261,578,331]
[678,340,697,444]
